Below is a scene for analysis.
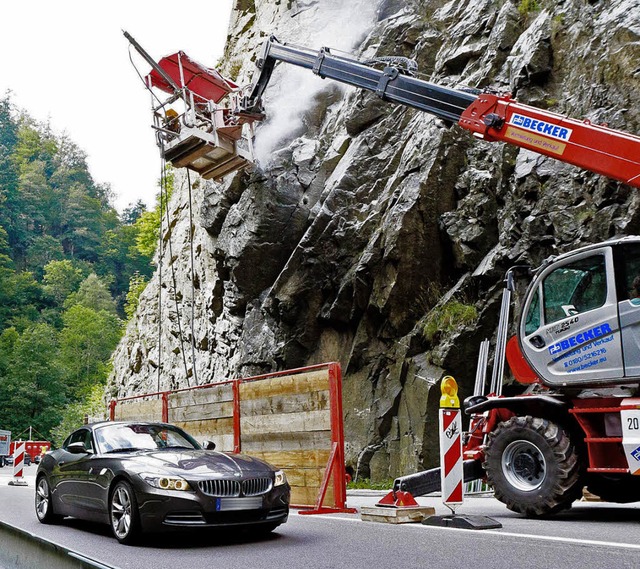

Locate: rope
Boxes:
[159,165,191,389]
[186,169,199,386]
[156,160,164,394]
[128,45,164,107]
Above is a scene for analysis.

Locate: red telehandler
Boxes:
[126,33,640,516]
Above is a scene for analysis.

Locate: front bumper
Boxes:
[134,480,290,532]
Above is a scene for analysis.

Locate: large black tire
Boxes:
[109,480,141,545]
[35,475,63,524]
[483,416,583,517]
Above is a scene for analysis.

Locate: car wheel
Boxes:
[483,415,583,517]
[109,481,141,545]
[35,476,62,524]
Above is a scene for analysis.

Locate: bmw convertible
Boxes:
[35,421,290,544]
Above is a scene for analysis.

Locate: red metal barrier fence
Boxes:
[109,362,353,514]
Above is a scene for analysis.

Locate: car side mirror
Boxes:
[203,440,216,451]
[67,442,89,454]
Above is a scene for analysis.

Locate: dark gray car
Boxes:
[35,421,290,544]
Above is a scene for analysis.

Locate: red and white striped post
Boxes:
[8,441,28,487]
[439,376,463,513]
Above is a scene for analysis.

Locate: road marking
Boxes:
[301,514,640,551]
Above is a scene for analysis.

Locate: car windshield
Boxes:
[93,423,200,454]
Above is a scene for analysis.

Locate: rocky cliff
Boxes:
[108,0,640,480]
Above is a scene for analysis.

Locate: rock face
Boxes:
[108,0,640,480]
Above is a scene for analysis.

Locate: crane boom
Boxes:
[241,37,640,188]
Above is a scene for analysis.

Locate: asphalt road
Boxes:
[2,466,640,569]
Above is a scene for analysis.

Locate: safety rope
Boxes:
[156,161,164,395]
[158,162,191,389]
[186,169,199,386]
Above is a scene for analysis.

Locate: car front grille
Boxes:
[199,479,240,497]
[198,477,273,497]
[242,477,273,496]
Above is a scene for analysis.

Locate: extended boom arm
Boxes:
[241,37,640,188]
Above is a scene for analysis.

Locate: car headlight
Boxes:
[141,474,192,491]
[274,470,287,487]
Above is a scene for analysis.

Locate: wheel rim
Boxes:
[502,439,546,491]
[111,486,132,539]
[35,478,49,519]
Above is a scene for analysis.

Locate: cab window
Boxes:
[524,288,541,335]
[618,243,640,301]
[542,254,607,325]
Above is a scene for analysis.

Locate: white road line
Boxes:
[300,514,640,551]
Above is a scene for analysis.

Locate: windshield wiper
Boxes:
[105,447,140,454]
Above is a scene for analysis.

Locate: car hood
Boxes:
[124,450,276,478]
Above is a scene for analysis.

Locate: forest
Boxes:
[0,93,163,445]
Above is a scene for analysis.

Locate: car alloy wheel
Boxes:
[35,476,61,524]
[110,481,141,545]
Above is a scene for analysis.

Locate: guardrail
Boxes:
[0,520,118,569]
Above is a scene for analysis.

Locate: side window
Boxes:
[619,244,640,301]
[542,255,607,325]
[65,430,84,450]
[64,429,93,452]
[524,288,541,335]
[82,430,94,453]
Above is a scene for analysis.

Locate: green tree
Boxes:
[58,304,122,397]
[134,166,174,259]
[96,223,153,314]
[0,327,19,377]
[26,235,64,277]
[121,200,147,225]
[0,323,65,435]
[64,273,118,314]
[42,259,85,305]
[0,94,20,250]
[0,228,45,330]
[50,382,107,448]
[124,272,149,321]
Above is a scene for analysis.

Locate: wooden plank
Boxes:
[290,486,320,506]
[246,449,331,469]
[114,399,162,421]
[169,384,233,408]
[169,401,234,422]
[173,422,235,451]
[173,417,234,437]
[361,506,436,524]
[240,410,330,436]
[239,390,329,417]
[241,431,332,453]
[239,370,329,400]
[278,467,327,488]
[290,485,335,507]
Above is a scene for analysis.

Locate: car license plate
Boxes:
[215,497,263,511]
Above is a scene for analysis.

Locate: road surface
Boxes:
[1,466,639,569]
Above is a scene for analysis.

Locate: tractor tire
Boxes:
[483,415,583,517]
